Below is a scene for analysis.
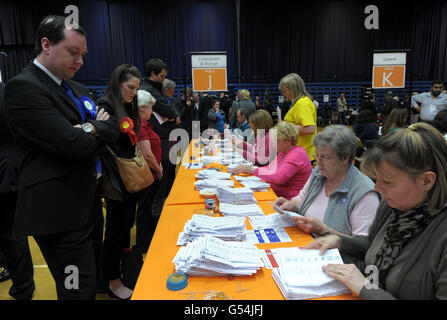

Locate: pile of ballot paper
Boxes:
[271,247,351,299]
[221,156,247,166]
[176,214,247,245]
[239,180,270,191]
[196,169,232,180]
[216,186,257,205]
[219,203,264,217]
[194,179,234,191]
[248,212,296,229]
[173,236,264,276]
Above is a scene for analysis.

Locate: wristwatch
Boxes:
[81,122,93,133]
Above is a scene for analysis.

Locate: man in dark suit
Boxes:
[198,93,214,133]
[4,16,119,300]
[0,82,35,300]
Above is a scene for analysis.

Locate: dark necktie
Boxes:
[61,80,86,122]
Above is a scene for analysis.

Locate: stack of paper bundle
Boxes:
[176,214,247,245]
[196,169,232,180]
[271,247,351,300]
[216,186,257,205]
[194,179,234,191]
[219,203,264,217]
[173,236,264,276]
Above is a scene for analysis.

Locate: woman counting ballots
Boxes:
[233,109,274,166]
[97,64,142,300]
[305,123,447,299]
[231,121,312,200]
[274,125,380,238]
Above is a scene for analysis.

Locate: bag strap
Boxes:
[106,145,117,157]
[107,145,140,160]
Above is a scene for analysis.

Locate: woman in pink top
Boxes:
[231,121,312,199]
[234,110,274,166]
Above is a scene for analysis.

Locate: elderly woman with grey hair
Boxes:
[135,90,163,253]
[274,125,380,238]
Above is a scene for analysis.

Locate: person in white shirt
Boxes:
[411,80,447,123]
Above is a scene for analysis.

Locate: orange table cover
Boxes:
[132,201,357,300]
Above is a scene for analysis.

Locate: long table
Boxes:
[132,141,357,300]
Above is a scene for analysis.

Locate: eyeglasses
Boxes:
[312,153,333,162]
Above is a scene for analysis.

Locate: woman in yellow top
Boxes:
[279,73,317,162]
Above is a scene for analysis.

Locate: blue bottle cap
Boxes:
[166,272,188,291]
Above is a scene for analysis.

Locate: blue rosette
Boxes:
[80,96,97,119]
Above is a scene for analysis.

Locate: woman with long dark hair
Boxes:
[382,107,407,136]
[97,64,141,300]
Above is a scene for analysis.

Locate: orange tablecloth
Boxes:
[132,201,357,300]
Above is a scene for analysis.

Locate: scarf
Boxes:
[373,202,446,288]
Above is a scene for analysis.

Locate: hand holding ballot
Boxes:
[230,164,254,175]
[291,215,329,236]
[304,236,368,297]
[273,197,300,212]
[271,201,331,237]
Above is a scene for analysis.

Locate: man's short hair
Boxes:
[432,80,444,87]
[162,78,176,91]
[238,107,250,119]
[35,15,86,55]
[145,58,168,77]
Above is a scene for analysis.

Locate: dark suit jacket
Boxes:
[198,94,214,132]
[139,78,179,121]
[177,97,194,136]
[4,62,119,236]
[0,82,19,193]
[230,99,256,128]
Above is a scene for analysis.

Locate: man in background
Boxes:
[411,80,447,123]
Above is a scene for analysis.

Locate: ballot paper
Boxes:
[248,212,296,229]
[270,247,351,300]
[182,162,204,170]
[194,179,234,190]
[177,215,247,245]
[226,162,256,171]
[234,175,262,182]
[243,228,292,244]
[219,203,264,216]
[270,202,302,218]
[200,155,221,163]
[239,180,270,191]
[196,169,232,180]
[217,187,257,205]
[219,147,234,153]
[173,236,264,276]
[221,157,247,166]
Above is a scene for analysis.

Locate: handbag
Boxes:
[106,145,154,193]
